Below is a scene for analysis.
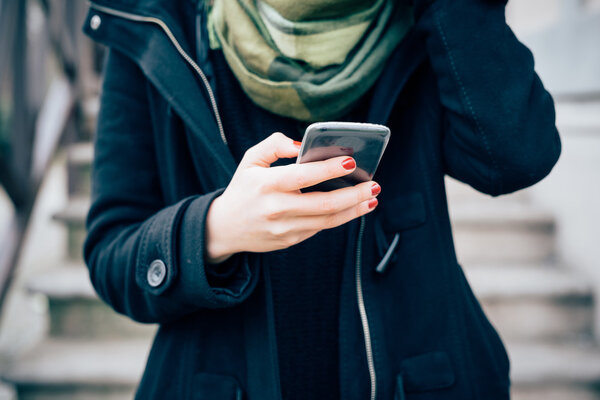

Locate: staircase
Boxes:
[1,104,598,400]
[2,141,156,400]
[446,176,600,400]
[5,149,600,400]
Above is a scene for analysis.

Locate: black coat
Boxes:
[82,0,561,399]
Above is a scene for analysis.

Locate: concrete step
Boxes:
[68,142,93,166]
[555,101,600,136]
[52,197,90,261]
[26,265,156,340]
[466,265,594,342]
[449,201,555,264]
[445,176,529,203]
[52,197,89,225]
[5,339,600,400]
[509,341,600,400]
[1,338,151,400]
[81,95,100,142]
[0,382,15,400]
[67,142,93,197]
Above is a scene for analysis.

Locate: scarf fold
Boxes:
[208,0,413,121]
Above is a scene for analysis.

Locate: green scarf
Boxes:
[207,0,413,121]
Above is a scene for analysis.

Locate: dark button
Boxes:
[147,259,167,287]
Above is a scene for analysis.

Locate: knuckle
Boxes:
[242,147,257,163]
[268,225,297,248]
[322,212,339,229]
[293,172,308,190]
[258,181,273,194]
[254,172,273,193]
[359,200,371,215]
[266,222,287,238]
[356,187,366,204]
[262,198,285,221]
[326,160,341,177]
[270,131,285,142]
[319,196,338,214]
[244,169,266,191]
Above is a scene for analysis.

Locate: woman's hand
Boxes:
[205,132,381,263]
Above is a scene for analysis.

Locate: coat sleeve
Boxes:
[413,0,561,196]
[83,48,259,324]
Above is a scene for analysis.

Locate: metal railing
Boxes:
[0,0,101,307]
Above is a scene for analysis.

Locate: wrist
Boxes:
[205,196,236,264]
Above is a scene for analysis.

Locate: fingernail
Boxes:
[368,198,378,209]
[371,183,381,196]
[341,157,356,170]
[293,140,302,148]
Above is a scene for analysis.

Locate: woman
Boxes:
[83,0,560,399]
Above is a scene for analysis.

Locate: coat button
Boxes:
[147,259,167,287]
[90,15,101,30]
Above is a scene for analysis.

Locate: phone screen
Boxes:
[296,122,390,192]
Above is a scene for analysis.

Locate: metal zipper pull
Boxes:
[375,233,400,274]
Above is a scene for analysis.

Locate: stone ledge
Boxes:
[52,197,90,226]
[509,341,600,386]
[466,265,592,301]
[2,339,151,387]
[449,201,555,229]
[68,142,93,166]
[26,264,95,300]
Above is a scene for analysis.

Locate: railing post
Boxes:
[11,0,32,191]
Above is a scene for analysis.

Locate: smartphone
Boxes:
[296,122,390,192]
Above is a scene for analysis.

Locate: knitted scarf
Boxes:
[207,0,413,121]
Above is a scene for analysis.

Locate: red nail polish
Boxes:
[293,140,302,147]
[342,157,356,170]
[368,198,378,209]
[371,183,381,196]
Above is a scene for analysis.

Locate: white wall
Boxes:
[507,0,600,332]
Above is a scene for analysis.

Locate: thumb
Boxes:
[240,132,301,168]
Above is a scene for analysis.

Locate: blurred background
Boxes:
[0,0,599,399]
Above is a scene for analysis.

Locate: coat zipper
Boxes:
[356,215,377,400]
[263,260,283,400]
[88,3,228,146]
[90,7,378,399]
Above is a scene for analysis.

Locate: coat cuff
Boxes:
[135,188,260,308]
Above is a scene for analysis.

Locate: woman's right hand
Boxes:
[204,132,381,264]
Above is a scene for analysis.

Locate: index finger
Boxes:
[239,132,301,169]
[267,156,356,192]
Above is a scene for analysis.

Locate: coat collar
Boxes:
[85,1,239,186]
[89,0,196,56]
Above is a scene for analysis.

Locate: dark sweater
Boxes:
[205,48,372,399]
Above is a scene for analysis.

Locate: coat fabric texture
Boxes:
[82,0,561,399]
